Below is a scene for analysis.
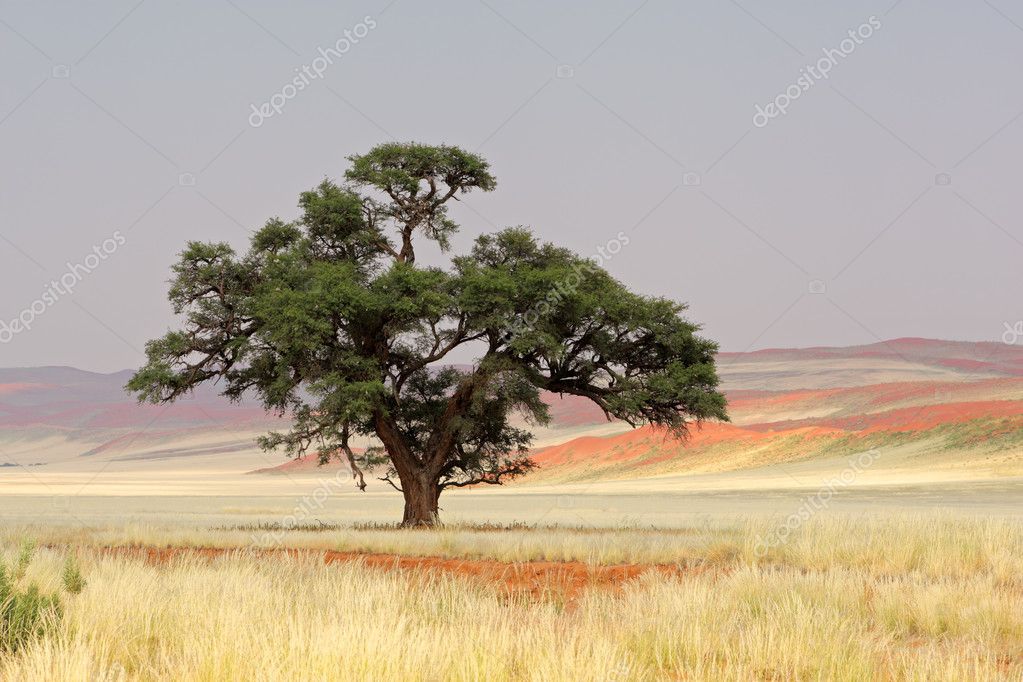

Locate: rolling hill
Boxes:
[1,338,1021,487]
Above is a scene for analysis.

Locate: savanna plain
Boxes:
[2,339,1022,680]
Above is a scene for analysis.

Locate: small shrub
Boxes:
[62,555,86,595]
[0,581,61,653]
[0,541,81,654]
[12,540,35,581]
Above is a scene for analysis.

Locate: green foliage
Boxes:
[127,142,728,523]
[61,555,86,595]
[12,540,34,581]
[345,142,496,253]
[0,542,65,654]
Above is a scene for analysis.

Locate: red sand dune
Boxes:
[0,382,49,396]
[542,393,610,426]
[530,389,1023,479]
[532,423,764,468]
[718,337,1023,375]
[727,377,1023,418]
[6,340,1023,474]
[750,400,1023,434]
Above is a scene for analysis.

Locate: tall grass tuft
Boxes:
[61,555,86,595]
[0,541,74,654]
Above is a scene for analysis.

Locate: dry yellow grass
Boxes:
[0,517,1020,681]
[5,515,1023,577]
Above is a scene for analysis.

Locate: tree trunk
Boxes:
[401,474,441,527]
[373,410,442,527]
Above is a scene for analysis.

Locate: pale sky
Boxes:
[2,0,1022,372]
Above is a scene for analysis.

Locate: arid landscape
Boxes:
[1,339,1022,679]
[4,2,1023,677]
[2,517,1022,680]
[2,338,1021,519]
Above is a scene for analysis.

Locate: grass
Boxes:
[0,516,1019,680]
[4,515,1023,578]
[0,542,68,656]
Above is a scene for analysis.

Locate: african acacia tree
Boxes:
[127,142,728,526]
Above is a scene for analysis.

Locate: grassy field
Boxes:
[0,516,1020,681]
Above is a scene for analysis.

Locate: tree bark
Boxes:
[373,410,443,526]
[400,473,440,527]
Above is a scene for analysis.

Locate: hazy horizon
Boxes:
[0,335,1011,376]
[3,1,1022,372]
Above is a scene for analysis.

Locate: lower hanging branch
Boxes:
[438,455,537,489]
[339,443,367,491]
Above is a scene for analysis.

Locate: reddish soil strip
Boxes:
[80,545,684,601]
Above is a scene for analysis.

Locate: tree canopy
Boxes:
[127,142,728,526]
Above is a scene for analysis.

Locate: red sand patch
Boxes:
[0,382,48,396]
[718,338,1023,376]
[727,378,1023,416]
[752,400,1023,434]
[528,421,850,472]
[85,545,684,601]
[527,389,1023,480]
[542,393,611,427]
[531,423,771,468]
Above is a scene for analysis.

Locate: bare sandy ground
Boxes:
[2,474,1020,529]
[3,340,1021,531]
[2,423,1021,528]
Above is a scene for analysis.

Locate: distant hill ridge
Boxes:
[3,338,1021,476]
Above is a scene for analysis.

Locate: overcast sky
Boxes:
[1,0,1022,372]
